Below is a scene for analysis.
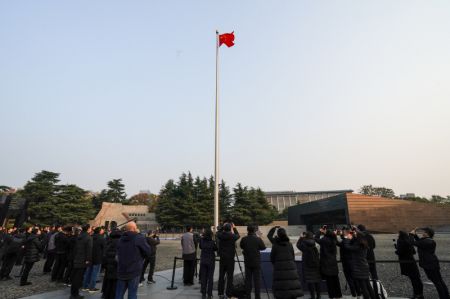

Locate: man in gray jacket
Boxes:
[181,226,198,285]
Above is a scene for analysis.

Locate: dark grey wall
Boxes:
[287,194,349,226]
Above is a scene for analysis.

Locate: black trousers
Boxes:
[355,279,376,299]
[183,259,195,284]
[43,250,56,273]
[200,263,215,296]
[245,266,261,299]
[51,254,67,281]
[218,259,235,296]
[307,282,321,299]
[64,260,73,283]
[103,278,117,299]
[343,264,360,297]
[0,252,17,278]
[323,274,342,298]
[405,266,423,296]
[70,267,86,296]
[140,255,156,282]
[424,268,450,299]
[20,262,34,284]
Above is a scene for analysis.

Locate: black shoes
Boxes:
[20,281,32,286]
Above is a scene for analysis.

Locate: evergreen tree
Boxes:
[23,170,94,225]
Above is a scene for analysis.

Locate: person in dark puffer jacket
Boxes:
[343,229,376,299]
[269,226,303,299]
[315,228,342,299]
[20,227,43,286]
[337,227,361,298]
[102,229,122,299]
[71,224,93,299]
[297,232,321,299]
[199,228,218,299]
[116,221,151,299]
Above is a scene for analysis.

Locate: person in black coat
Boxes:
[240,225,267,299]
[337,227,360,298]
[217,222,240,299]
[70,224,93,299]
[20,228,43,286]
[395,231,424,299]
[82,227,105,292]
[357,225,379,297]
[140,230,160,284]
[410,227,449,299]
[102,229,121,299]
[0,229,25,280]
[51,226,71,282]
[297,231,321,299]
[315,228,342,299]
[63,228,77,284]
[269,226,303,299]
[343,229,376,299]
[199,228,218,299]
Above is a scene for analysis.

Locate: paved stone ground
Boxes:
[1,234,449,299]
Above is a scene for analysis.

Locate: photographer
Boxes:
[269,226,303,299]
[395,231,423,299]
[240,225,266,299]
[343,226,376,299]
[217,222,240,299]
[297,231,321,299]
[337,227,360,298]
[315,226,342,299]
[410,227,449,299]
[357,224,379,297]
[141,230,160,284]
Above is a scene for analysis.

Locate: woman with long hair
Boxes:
[297,231,321,299]
[343,228,376,299]
[315,228,342,299]
[268,226,303,299]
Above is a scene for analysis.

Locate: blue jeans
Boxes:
[82,264,101,289]
[115,276,140,299]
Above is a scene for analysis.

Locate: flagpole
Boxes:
[214,30,220,231]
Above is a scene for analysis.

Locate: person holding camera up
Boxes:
[268,226,303,299]
[337,227,361,298]
[395,231,424,299]
[240,225,266,299]
[297,231,321,299]
[217,222,240,299]
[140,230,160,284]
[410,227,450,299]
[315,226,342,299]
[343,226,376,299]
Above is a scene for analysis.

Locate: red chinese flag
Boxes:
[219,32,235,47]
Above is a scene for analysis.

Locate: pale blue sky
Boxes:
[1,1,449,197]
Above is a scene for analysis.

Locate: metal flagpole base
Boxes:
[166,286,178,290]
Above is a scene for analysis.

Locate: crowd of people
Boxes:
[1,222,450,299]
[0,222,160,299]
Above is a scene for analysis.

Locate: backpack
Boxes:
[371,279,388,299]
